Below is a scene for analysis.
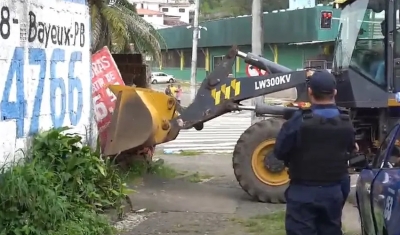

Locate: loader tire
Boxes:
[233,118,288,203]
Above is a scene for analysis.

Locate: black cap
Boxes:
[308,70,336,94]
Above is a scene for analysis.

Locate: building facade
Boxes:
[132,0,194,28]
[153,5,341,82]
[153,5,379,82]
[137,9,165,28]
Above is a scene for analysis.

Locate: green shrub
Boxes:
[0,127,131,235]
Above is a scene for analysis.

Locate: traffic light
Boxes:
[320,11,333,29]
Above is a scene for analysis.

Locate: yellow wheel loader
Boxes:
[103,0,400,203]
[104,47,304,203]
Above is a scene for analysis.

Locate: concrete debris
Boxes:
[114,212,153,231]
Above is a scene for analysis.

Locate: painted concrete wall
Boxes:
[136,2,193,24]
[142,14,164,26]
[0,0,92,163]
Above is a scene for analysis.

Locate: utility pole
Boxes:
[251,0,264,124]
[190,0,200,101]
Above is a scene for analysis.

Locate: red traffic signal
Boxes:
[320,11,333,29]
[323,12,332,18]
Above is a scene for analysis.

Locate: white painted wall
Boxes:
[0,0,92,163]
[138,3,160,11]
[160,6,192,23]
[143,14,164,26]
[136,2,193,23]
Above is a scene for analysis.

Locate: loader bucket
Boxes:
[103,85,178,156]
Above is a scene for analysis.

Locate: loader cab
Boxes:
[332,0,400,107]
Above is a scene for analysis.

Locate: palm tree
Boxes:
[89,0,165,62]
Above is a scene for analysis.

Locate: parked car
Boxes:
[356,123,400,235]
[151,72,175,84]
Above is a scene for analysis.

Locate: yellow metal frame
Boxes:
[104,85,178,155]
[180,50,184,70]
[236,57,240,74]
[210,79,241,105]
[388,99,400,107]
[205,48,210,71]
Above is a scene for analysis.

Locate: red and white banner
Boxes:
[91,47,125,152]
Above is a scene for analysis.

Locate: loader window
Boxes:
[335,0,388,87]
[334,0,369,69]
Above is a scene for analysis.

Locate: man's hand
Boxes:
[354,143,359,152]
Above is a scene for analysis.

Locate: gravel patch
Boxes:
[114,212,154,233]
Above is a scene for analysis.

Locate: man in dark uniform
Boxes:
[273,70,356,235]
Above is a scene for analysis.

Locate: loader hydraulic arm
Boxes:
[103,46,307,156]
[169,47,308,133]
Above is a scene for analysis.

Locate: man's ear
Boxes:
[333,89,337,96]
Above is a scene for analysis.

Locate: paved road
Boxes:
[159,111,251,153]
[121,154,361,235]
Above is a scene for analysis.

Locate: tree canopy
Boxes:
[89,0,165,61]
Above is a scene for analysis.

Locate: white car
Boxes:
[151,72,175,84]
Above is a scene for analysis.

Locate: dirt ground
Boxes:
[119,153,361,235]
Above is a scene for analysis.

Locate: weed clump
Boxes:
[0,127,131,235]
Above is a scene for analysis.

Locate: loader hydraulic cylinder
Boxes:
[239,104,298,119]
[236,50,291,74]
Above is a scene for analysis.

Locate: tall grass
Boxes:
[0,127,131,235]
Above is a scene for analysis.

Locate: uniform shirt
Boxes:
[273,104,355,163]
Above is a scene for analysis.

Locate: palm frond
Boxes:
[116,0,137,13]
[100,6,130,52]
[89,0,165,60]
[90,3,103,51]
[114,5,165,61]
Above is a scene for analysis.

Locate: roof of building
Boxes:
[137,9,164,15]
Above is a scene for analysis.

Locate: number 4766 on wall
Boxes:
[0,47,84,138]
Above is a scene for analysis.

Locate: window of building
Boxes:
[179,8,185,13]
[140,3,143,8]
[162,8,168,12]
[139,14,144,17]
[213,55,232,73]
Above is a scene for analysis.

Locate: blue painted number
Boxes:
[50,49,67,128]
[68,51,83,125]
[1,47,84,137]
[28,48,46,134]
[1,47,26,138]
